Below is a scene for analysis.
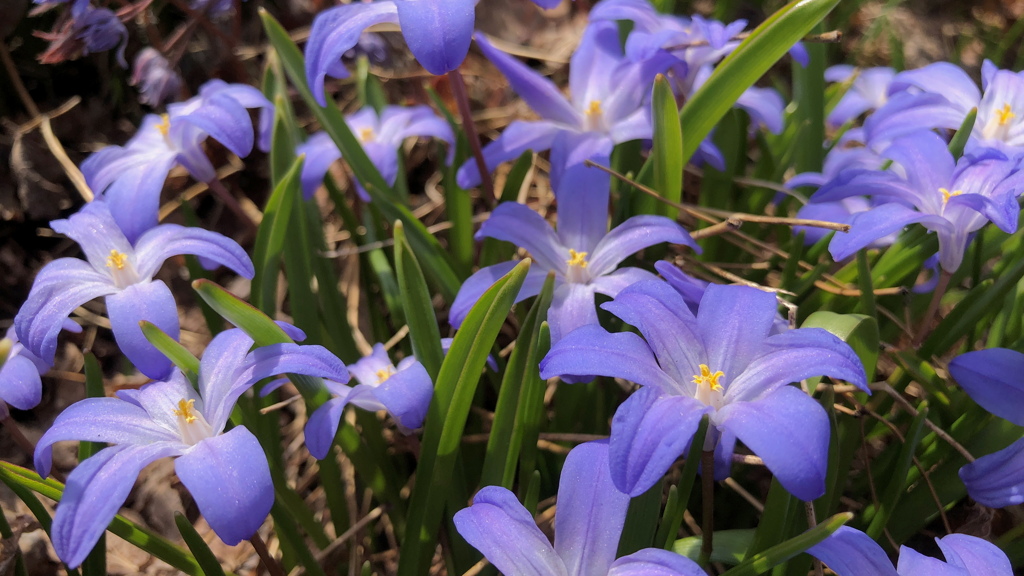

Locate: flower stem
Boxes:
[699,449,715,567]
[447,69,495,204]
[250,533,286,576]
[205,177,258,234]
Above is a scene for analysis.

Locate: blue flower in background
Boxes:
[297,105,454,201]
[455,441,706,576]
[15,201,254,380]
[540,280,867,497]
[807,526,1012,576]
[813,130,1024,271]
[949,348,1024,507]
[34,327,350,568]
[130,47,182,108]
[456,22,675,189]
[81,79,273,242]
[824,66,896,127]
[0,321,80,412]
[305,0,476,106]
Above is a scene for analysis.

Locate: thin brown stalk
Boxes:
[913,271,953,347]
[250,533,286,576]
[448,69,495,202]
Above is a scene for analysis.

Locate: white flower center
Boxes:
[564,249,591,284]
[173,398,214,446]
[105,249,140,289]
[693,364,726,410]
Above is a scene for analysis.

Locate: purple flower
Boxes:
[807,526,1012,576]
[814,130,1024,272]
[305,0,476,106]
[0,321,80,411]
[35,2,128,67]
[190,0,240,18]
[33,327,349,568]
[81,79,273,242]
[824,66,896,127]
[130,48,182,108]
[540,280,867,497]
[456,22,675,189]
[14,201,254,381]
[949,348,1024,507]
[454,441,706,576]
[296,105,454,201]
[272,343,432,460]
[450,175,697,344]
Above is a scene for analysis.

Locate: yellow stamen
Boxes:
[586,100,603,117]
[106,249,128,270]
[692,364,724,391]
[998,103,1016,126]
[358,127,375,142]
[567,249,589,268]
[157,113,171,136]
[940,187,963,203]
[376,368,393,383]
[173,399,197,424]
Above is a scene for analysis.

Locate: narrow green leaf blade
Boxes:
[720,512,852,576]
[394,221,445,380]
[139,321,201,383]
[175,513,226,576]
[651,74,683,218]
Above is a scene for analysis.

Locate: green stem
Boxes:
[700,450,715,567]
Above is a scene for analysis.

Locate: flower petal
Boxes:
[0,354,44,411]
[805,526,900,576]
[589,266,658,298]
[456,120,564,188]
[555,441,631,576]
[539,325,677,390]
[552,150,611,254]
[52,443,180,568]
[716,386,829,501]
[99,158,177,243]
[49,201,134,272]
[896,546,970,576]
[608,548,706,576]
[195,329,255,429]
[449,263,549,328]
[695,284,778,381]
[296,132,342,199]
[106,281,179,380]
[548,132,614,192]
[176,426,274,545]
[454,486,567,576]
[175,91,256,158]
[476,201,567,272]
[959,436,1024,507]
[949,348,1024,426]
[588,216,698,276]
[305,396,348,460]
[936,534,1013,576]
[474,33,581,126]
[370,360,432,429]
[548,283,599,344]
[609,387,710,496]
[133,224,254,280]
[395,0,475,75]
[828,202,953,264]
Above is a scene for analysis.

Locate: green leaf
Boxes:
[674,530,755,565]
[399,260,531,576]
[139,321,200,383]
[651,74,683,219]
[480,272,555,489]
[720,513,852,576]
[947,107,977,161]
[394,220,445,380]
[656,416,709,549]
[175,513,227,576]
[677,0,840,166]
[76,355,107,576]
[251,141,302,315]
[865,403,929,539]
[801,312,879,382]
[192,279,292,345]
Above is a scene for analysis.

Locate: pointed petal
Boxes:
[548,283,598,344]
[305,3,400,105]
[52,443,180,568]
[176,91,255,157]
[806,526,900,576]
[828,202,953,264]
[555,441,631,576]
[552,147,610,254]
[695,284,778,381]
[609,548,706,576]
[176,427,274,545]
[305,396,347,460]
[34,397,178,477]
[896,546,970,576]
[890,62,980,111]
[195,329,255,429]
[589,267,658,298]
[49,201,134,271]
[454,486,567,576]
[474,33,581,126]
[569,21,626,112]
[539,325,677,390]
[395,0,474,75]
[548,132,614,192]
[456,120,564,188]
[449,263,548,328]
[959,436,1024,507]
[133,224,254,280]
[937,534,1013,576]
[370,360,432,429]
[0,354,44,411]
[949,348,1024,426]
[99,158,176,243]
[726,328,868,402]
[476,201,566,272]
[106,281,179,380]
[609,387,710,496]
[15,259,116,365]
[588,216,697,276]
[296,132,342,199]
[884,131,956,200]
[736,86,785,133]
[716,386,829,501]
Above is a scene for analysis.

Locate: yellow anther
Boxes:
[157,113,171,136]
[106,249,128,270]
[567,249,589,268]
[173,399,197,424]
[586,100,603,116]
[940,187,963,203]
[692,364,724,391]
[375,368,394,383]
[998,103,1016,126]
[358,127,375,142]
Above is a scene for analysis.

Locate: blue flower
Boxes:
[455,441,706,576]
[824,66,896,127]
[130,48,182,108]
[34,327,349,568]
[15,201,253,380]
[81,79,273,242]
[540,280,867,497]
[0,321,80,411]
[305,0,476,106]
[807,526,1012,576]
[297,105,454,201]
